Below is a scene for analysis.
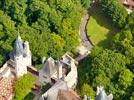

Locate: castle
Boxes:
[0,35,113,100]
[0,35,79,100]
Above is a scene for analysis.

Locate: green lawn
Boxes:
[87,5,117,48]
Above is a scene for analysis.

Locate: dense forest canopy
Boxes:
[78,47,134,99]
[0,0,87,67]
[100,0,128,28]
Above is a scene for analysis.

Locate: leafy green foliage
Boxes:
[14,73,36,100]
[100,0,128,28]
[126,12,134,33]
[112,30,134,62]
[80,0,92,8]
[78,1,134,100]
[0,10,16,66]
[78,47,133,99]
[79,27,134,99]
[90,49,129,79]
[48,33,65,59]
[0,0,84,67]
[80,83,95,99]
[130,93,134,100]
[118,68,133,89]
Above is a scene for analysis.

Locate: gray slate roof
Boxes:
[43,80,68,100]
[9,35,24,60]
[14,35,24,56]
[96,90,107,100]
[95,87,113,100]
[42,57,57,77]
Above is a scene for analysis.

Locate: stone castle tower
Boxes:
[10,34,32,77]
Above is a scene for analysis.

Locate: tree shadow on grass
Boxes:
[91,5,117,33]
[89,4,119,48]
[97,31,114,49]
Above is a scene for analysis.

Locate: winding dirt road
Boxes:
[75,3,95,62]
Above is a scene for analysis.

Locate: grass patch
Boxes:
[87,5,118,48]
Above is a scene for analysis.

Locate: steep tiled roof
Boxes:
[14,35,24,56]
[58,89,81,100]
[0,77,14,100]
[41,81,68,100]
[41,80,80,100]
[42,57,57,76]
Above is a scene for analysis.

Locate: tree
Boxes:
[61,18,80,52]
[48,33,65,59]
[90,46,103,58]
[130,93,134,100]
[0,55,5,67]
[100,0,128,28]
[80,83,95,99]
[90,49,128,79]
[112,30,134,62]
[118,68,133,89]
[93,72,111,88]
[78,47,132,99]
[126,12,134,33]
[0,0,84,67]
[0,0,27,26]
[0,10,15,66]
[14,73,36,100]
[80,0,91,8]
[0,0,86,70]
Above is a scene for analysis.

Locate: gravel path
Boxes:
[75,3,95,62]
[79,14,93,50]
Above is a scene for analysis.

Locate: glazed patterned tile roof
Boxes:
[0,77,14,100]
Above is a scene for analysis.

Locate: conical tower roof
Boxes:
[42,57,57,76]
[13,34,23,56]
[96,90,107,100]
[96,87,108,100]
